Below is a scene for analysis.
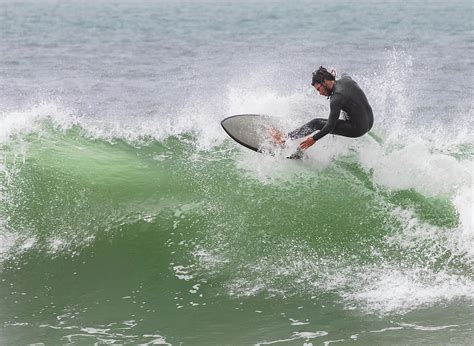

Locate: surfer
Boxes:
[272,66,374,150]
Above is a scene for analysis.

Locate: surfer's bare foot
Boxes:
[269,128,286,146]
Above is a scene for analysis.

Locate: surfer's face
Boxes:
[314,80,333,96]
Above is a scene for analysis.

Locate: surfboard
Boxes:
[221,114,303,159]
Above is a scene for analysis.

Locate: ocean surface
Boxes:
[1,0,473,344]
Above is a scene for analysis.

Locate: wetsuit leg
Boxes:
[288,118,367,139]
[287,118,327,139]
[330,119,366,138]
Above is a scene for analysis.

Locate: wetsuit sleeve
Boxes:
[312,94,343,141]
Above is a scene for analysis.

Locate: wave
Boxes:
[0,53,472,315]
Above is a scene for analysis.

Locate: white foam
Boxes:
[256,331,328,345]
[233,129,357,185]
[381,183,473,272]
[235,149,305,185]
[0,229,18,262]
[358,137,473,197]
[0,101,78,145]
[452,185,474,260]
[194,210,473,315]
[192,246,229,274]
[343,265,474,315]
[0,223,37,265]
[0,98,220,149]
[397,322,460,331]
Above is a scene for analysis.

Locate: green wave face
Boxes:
[0,124,471,344]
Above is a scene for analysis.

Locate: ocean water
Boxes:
[0,0,473,344]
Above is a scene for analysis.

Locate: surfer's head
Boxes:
[311,66,335,97]
[311,66,335,86]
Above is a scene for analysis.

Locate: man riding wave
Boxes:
[272,66,374,151]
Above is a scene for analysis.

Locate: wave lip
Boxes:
[0,102,78,145]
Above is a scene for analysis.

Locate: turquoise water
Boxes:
[1,0,473,344]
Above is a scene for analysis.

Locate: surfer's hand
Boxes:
[299,137,315,150]
[270,128,286,145]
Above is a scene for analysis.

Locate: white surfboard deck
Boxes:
[221,114,303,159]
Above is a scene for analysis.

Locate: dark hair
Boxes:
[311,66,335,86]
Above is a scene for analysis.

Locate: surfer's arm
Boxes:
[312,95,342,141]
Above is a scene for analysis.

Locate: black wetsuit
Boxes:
[288,75,373,141]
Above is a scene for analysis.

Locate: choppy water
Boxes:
[1,0,473,344]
